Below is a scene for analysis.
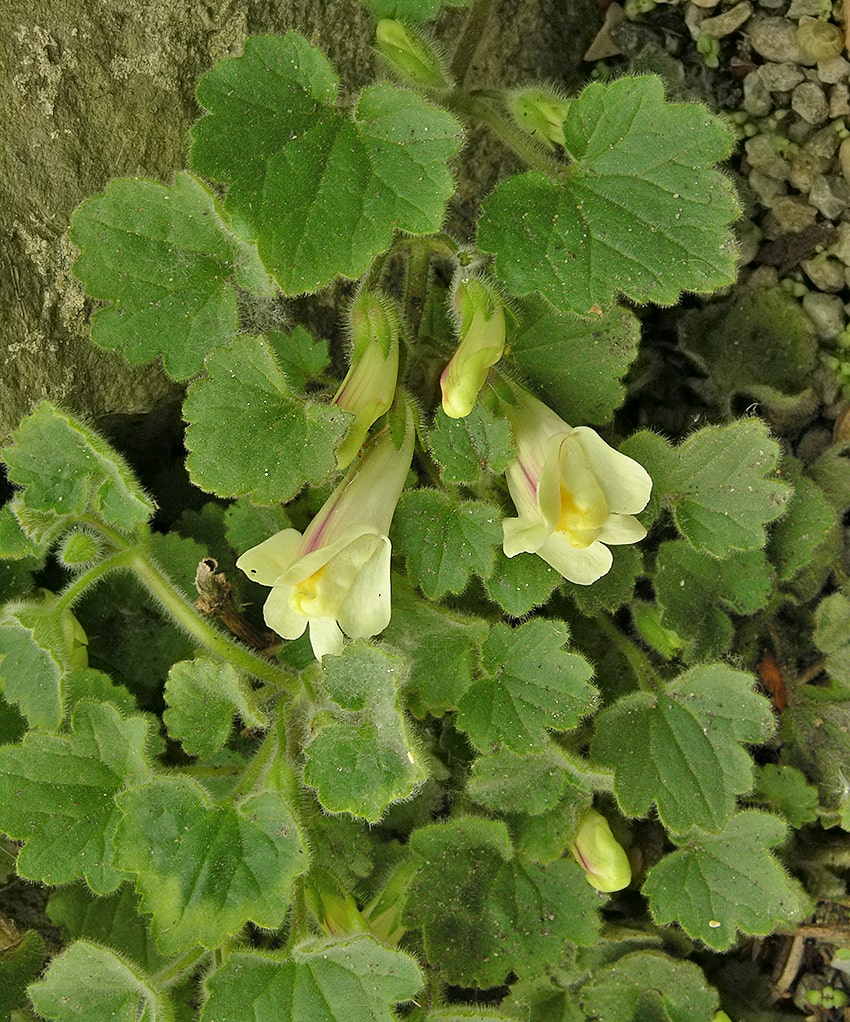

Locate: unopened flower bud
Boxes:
[333,289,399,468]
[375,19,450,90]
[304,872,370,937]
[567,809,631,893]
[510,87,571,150]
[440,277,506,419]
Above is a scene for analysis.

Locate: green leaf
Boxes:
[69,172,242,380]
[568,546,644,618]
[201,936,423,1022]
[48,884,170,975]
[404,817,600,988]
[382,576,487,717]
[392,490,502,599]
[467,746,573,816]
[163,658,268,757]
[0,505,42,560]
[0,701,151,894]
[483,549,561,618]
[621,419,792,557]
[267,326,331,393]
[780,682,850,813]
[591,664,775,833]
[427,405,514,485]
[0,604,64,731]
[512,786,592,865]
[27,940,172,1022]
[654,542,775,661]
[578,950,719,1022]
[478,76,739,315]
[183,334,348,503]
[752,764,820,829]
[191,33,463,294]
[677,287,819,426]
[3,402,154,544]
[815,592,850,684]
[362,0,471,22]
[115,775,309,954]
[642,811,805,950]
[456,619,596,754]
[0,928,45,1019]
[509,299,641,425]
[767,474,836,583]
[303,640,427,821]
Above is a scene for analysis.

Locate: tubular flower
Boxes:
[567,809,632,893]
[500,384,651,585]
[440,277,507,419]
[333,289,400,469]
[236,409,414,661]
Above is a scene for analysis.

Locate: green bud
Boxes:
[567,809,631,893]
[375,19,450,90]
[510,87,571,149]
[333,289,400,468]
[304,872,371,937]
[58,529,100,568]
[441,276,506,419]
[362,858,418,946]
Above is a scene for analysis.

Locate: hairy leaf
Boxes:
[0,701,150,894]
[201,936,423,1022]
[115,776,309,954]
[643,811,805,950]
[191,33,463,293]
[591,664,774,833]
[405,817,599,987]
[183,334,348,503]
[457,619,596,753]
[479,76,739,315]
[70,172,242,380]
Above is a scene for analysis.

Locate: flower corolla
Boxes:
[237,410,414,661]
[500,384,651,585]
[440,277,507,419]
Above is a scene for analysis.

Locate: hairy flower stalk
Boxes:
[333,289,400,468]
[441,276,507,419]
[499,382,652,584]
[237,406,414,661]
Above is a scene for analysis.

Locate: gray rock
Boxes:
[699,1,753,38]
[743,71,774,116]
[787,0,835,16]
[758,61,806,91]
[802,291,846,340]
[792,80,830,124]
[749,168,789,204]
[806,123,843,160]
[809,175,850,219]
[789,149,832,192]
[829,223,850,266]
[829,83,850,119]
[840,137,850,187]
[746,16,814,64]
[745,133,792,179]
[764,196,819,236]
[817,55,850,84]
[801,252,847,292]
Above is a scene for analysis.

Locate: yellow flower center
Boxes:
[289,565,329,616]
[557,482,606,548]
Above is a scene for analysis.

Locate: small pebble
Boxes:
[802,291,846,340]
[787,0,834,17]
[745,134,792,179]
[806,123,843,160]
[801,253,846,292]
[791,80,830,124]
[750,168,789,204]
[829,83,850,119]
[747,16,814,64]
[699,1,753,38]
[743,71,773,116]
[789,150,831,192]
[839,137,850,187]
[758,61,806,91]
[816,55,850,85]
[764,195,818,236]
[829,223,850,267]
[809,175,850,219]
